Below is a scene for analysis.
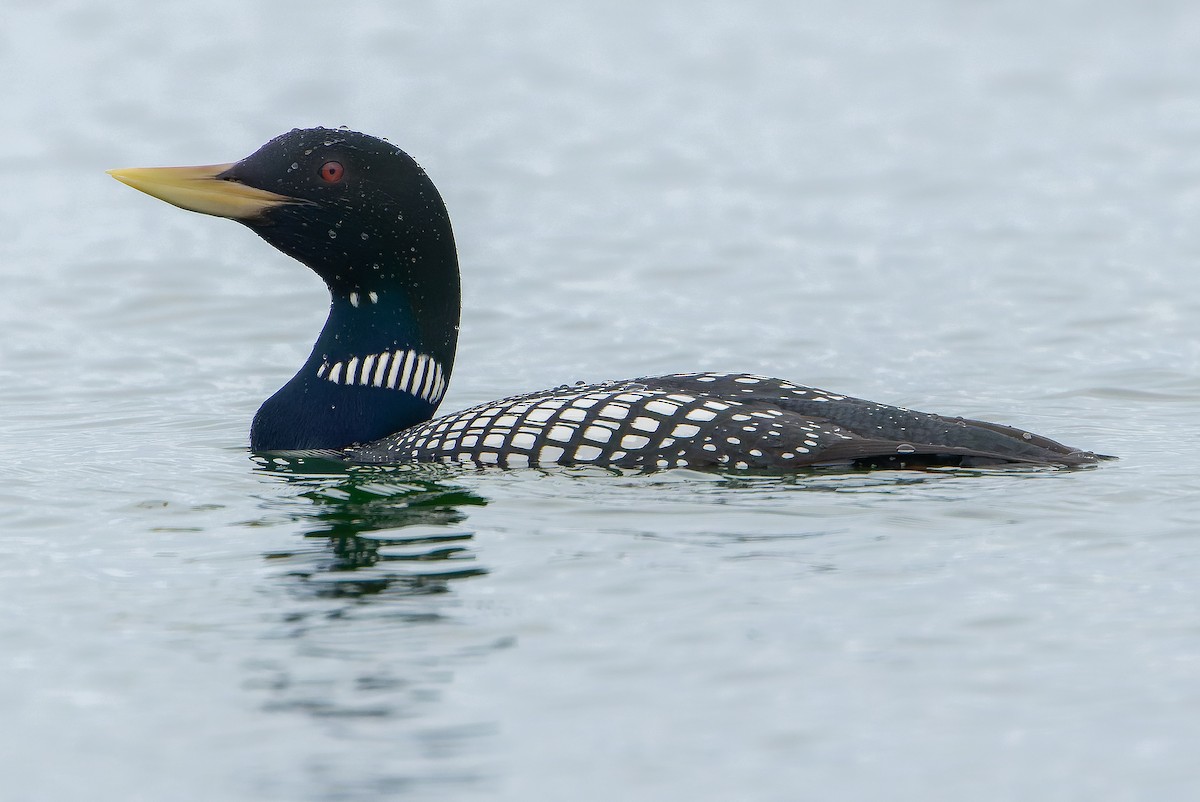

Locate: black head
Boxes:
[219,128,457,297]
[110,126,459,302]
[110,127,462,451]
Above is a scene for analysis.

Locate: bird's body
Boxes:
[109,127,1105,470]
[349,372,1095,469]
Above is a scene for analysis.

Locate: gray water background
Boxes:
[4,1,1200,800]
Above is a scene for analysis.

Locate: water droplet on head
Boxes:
[327,230,337,239]
[1022,432,1033,440]
[896,443,916,454]
[360,232,369,240]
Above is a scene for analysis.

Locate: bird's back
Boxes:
[348,372,1102,469]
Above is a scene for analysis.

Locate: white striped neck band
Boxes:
[315,349,447,404]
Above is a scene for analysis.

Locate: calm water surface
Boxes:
[5,1,1200,800]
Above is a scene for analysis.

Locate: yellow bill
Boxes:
[107,163,296,220]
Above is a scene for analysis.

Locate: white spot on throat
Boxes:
[345,291,378,307]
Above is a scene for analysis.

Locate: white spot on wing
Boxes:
[584,425,611,443]
[645,400,679,416]
[574,445,602,461]
[598,404,629,420]
[547,425,574,442]
[538,445,565,463]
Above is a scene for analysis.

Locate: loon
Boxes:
[109,127,1104,470]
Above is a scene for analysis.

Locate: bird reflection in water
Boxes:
[243,456,500,795]
[251,455,490,599]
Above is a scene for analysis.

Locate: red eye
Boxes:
[319,161,344,183]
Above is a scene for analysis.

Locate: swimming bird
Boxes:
[109,127,1103,470]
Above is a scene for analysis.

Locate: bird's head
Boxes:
[109,127,455,293]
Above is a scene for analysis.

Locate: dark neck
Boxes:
[250,272,460,452]
[244,148,460,451]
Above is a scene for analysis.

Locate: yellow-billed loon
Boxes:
[108,127,1106,470]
